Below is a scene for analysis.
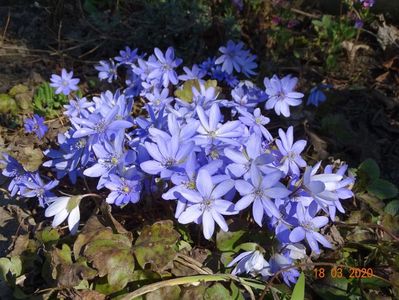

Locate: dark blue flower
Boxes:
[24,114,48,139]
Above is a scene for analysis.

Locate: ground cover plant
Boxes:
[0,0,399,299]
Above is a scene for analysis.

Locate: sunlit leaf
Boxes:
[291,272,305,300]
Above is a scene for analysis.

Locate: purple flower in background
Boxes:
[289,203,332,254]
[231,0,244,11]
[24,114,48,139]
[235,166,290,226]
[359,0,375,8]
[354,18,364,29]
[177,169,237,239]
[228,250,271,278]
[95,59,118,83]
[287,19,300,29]
[50,69,80,95]
[271,16,282,26]
[264,75,303,117]
[275,126,306,176]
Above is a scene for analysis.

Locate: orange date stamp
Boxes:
[313,267,374,279]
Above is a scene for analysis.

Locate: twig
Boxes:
[290,8,320,19]
[2,9,10,42]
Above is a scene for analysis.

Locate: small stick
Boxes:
[2,9,10,42]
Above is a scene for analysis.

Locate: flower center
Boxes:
[185,180,196,190]
[253,188,263,198]
[95,120,107,133]
[164,158,176,167]
[208,131,217,138]
[77,138,87,149]
[201,198,213,211]
[122,185,130,193]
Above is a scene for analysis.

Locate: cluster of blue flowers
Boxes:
[0,41,354,285]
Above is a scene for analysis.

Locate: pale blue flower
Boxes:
[177,169,237,239]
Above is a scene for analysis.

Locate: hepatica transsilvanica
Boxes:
[0,41,354,285]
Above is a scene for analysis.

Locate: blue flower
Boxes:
[19,173,59,207]
[144,87,173,112]
[264,75,303,117]
[234,165,290,226]
[83,134,136,188]
[194,104,243,147]
[289,203,332,254]
[43,130,90,184]
[63,97,93,118]
[105,173,142,205]
[147,47,182,87]
[114,46,139,64]
[140,134,193,179]
[224,133,273,179]
[177,169,237,239]
[215,40,246,74]
[307,85,331,107]
[228,250,272,278]
[162,152,223,218]
[95,59,118,83]
[237,108,272,141]
[50,69,80,95]
[178,64,206,81]
[0,153,28,196]
[24,114,48,139]
[270,253,300,286]
[275,126,306,176]
[72,105,133,146]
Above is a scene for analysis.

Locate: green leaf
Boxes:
[0,257,11,281]
[385,200,399,215]
[368,178,398,200]
[358,158,380,181]
[37,227,60,244]
[204,283,232,300]
[9,256,22,277]
[134,220,180,271]
[291,272,305,300]
[84,233,135,291]
[216,229,246,252]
